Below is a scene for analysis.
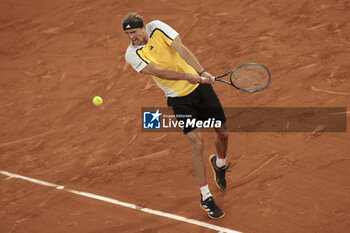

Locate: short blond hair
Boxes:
[122,12,144,26]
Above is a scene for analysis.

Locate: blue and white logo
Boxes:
[143,109,162,129]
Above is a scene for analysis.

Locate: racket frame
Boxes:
[214,63,271,93]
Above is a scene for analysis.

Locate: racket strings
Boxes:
[232,66,270,91]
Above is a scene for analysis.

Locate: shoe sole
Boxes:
[209,154,225,190]
[200,203,225,219]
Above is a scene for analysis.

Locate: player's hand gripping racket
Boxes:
[214,63,271,92]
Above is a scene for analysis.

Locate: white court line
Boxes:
[0,170,241,233]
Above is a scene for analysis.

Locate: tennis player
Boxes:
[123,13,231,219]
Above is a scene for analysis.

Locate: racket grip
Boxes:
[201,76,216,83]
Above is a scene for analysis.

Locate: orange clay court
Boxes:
[1,0,350,232]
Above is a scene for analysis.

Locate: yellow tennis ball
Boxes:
[93,96,103,106]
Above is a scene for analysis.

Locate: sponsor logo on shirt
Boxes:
[136,62,143,69]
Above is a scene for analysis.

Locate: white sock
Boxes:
[216,155,226,168]
[200,184,212,201]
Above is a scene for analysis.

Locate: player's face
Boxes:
[124,28,147,45]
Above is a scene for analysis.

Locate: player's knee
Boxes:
[190,134,203,148]
[217,130,229,141]
[187,131,203,149]
[194,137,204,150]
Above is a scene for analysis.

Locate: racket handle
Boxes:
[201,76,216,83]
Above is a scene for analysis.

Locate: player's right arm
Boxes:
[140,62,201,84]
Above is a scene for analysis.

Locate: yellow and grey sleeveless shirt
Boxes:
[125,20,198,97]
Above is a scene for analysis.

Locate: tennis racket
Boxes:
[214,63,271,93]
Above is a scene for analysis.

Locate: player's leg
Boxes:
[214,122,229,158]
[210,122,230,190]
[186,128,206,186]
[168,87,225,218]
[196,84,230,190]
[187,129,225,219]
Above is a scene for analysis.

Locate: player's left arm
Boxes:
[170,36,214,83]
